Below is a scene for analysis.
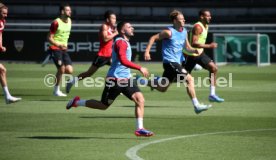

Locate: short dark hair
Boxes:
[199,9,209,16]
[104,10,115,19]
[117,21,128,33]
[59,3,70,13]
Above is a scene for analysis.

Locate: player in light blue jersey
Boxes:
[66,21,154,137]
[143,10,211,114]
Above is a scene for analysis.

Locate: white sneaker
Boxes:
[5,96,22,104]
[53,91,67,97]
[194,103,212,114]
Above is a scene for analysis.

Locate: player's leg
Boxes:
[122,82,153,137]
[0,64,7,87]
[54,65,66,96]
[183,56,196,74]
[198,54,224,102]
[63,52,73,74]
[78,56,109,80]
[52,50,67,96]
[66,56,110,93]
[184,73,211,114]
[0,64,21,104]
[66,79,120,110]
[78,65,98,80]
[146,63,176,92]
[66,64,98,93]
[175,63,211,114]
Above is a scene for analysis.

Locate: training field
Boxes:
[0,63,276,160]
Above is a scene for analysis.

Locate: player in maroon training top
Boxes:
[66,10,118,93]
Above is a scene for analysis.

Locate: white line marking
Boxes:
[125,128,276,160]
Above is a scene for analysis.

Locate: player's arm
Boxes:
[191,25,217,49]
[183,34,199,56]
[0,31,6,52]
[116,40,149,77]
[101,24,118,42]
[144,29,171,60]
[47,21,67,50]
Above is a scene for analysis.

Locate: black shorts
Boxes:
[162,62,188,83]
[92,55,111,68]
[101,78,141,106]
[49,50,72,68]
[183,53,212,73]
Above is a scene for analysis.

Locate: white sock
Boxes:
[54,85,60,93]
[76,100,86,106]
[3,86,11,98]
[136,118,144,129]
[210,86,215,96]
[192,98,199,106]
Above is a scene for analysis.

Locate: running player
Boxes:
[66,22,154,137]
[0,3,22,104]
[66,10,118,93]
[47,3,73,97]
[143,10,211,114]
[183,9,224,102]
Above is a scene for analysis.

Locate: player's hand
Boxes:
[209,42,218,48]
[0,46,6,52]
[59,44,68,50]
[195,49,199,54]
[144,51,151,61]
[140,67,149,77]
[113,29,118,35]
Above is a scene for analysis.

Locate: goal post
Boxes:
[213,33,270,66]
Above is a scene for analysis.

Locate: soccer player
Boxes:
[47,4,73,97]
[143,9,211,114]
[66,22,154,137]
[66,10,118,93]
[0,3,21,104]
[183,9,224,102]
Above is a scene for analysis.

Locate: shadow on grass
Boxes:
[79,116,134,119]
[121,105,169,108]
[18,136,138,140]
[36,99,68,102]
[12,94,50,97]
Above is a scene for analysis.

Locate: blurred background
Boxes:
[1,0,276,65]
[5,0,276,23]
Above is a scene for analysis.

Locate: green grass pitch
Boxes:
[0,63,276,160]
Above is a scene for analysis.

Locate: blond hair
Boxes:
[169,9,182,22]
[0,3,8,11]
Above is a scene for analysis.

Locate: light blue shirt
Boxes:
[162,26,187,63]
[107,37,132,78]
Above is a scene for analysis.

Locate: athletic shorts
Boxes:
[92,55,111,68]
[183,53,212,73]
[162,62,188,83]
[101,78,141,106]
[49,50,72,68]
